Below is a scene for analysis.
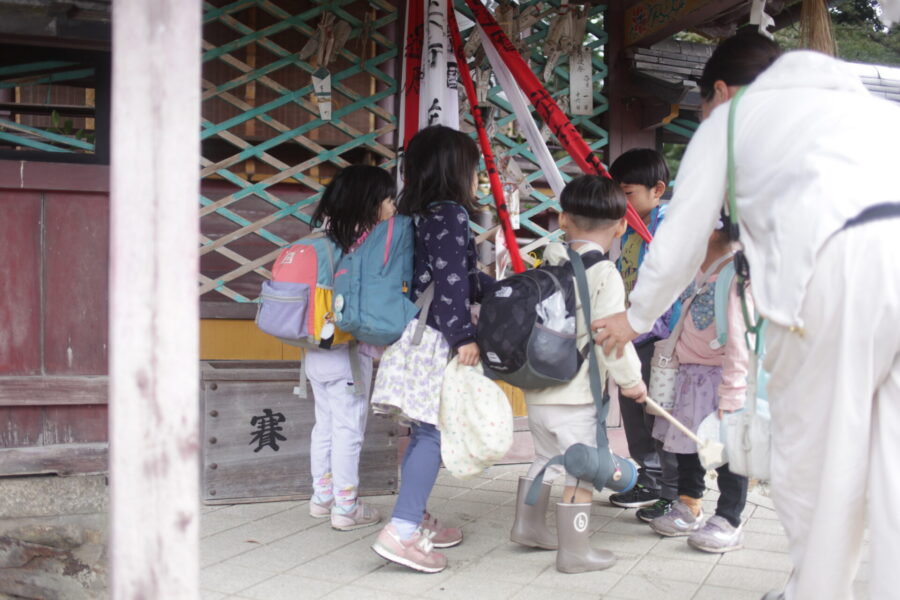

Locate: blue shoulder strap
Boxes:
[713,262,736,349]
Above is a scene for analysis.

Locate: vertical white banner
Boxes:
[422,0,459,129]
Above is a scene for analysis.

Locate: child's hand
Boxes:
[620,381,647,403]
[456,342,481,366]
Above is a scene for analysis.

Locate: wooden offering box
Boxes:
[200,361,400,504]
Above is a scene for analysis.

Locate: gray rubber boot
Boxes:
[509,477,557,550]
[555,502,616,574]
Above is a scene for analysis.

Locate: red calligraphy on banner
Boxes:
[447,1,525,273]
[462,0,653,242]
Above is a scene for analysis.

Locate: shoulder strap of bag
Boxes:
[656,252,734,362]
[726,86,766,355]
[565,245,610,358]
[726,86,767,416]
[568,247,610,452]
[410,282,436,346]
[713,261,736,349]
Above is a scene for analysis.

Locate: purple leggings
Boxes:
[391,422,441,523]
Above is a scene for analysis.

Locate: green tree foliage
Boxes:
[775,0,900,66]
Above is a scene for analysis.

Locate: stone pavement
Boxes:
[199,464,870,600]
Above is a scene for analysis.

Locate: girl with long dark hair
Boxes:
[371,125,494,573]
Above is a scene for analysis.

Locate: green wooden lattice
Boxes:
[201,0,607,303]
[0,61,97,154]
[200,0,399,302]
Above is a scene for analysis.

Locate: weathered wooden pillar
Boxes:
[605,0,656,161]
[109,0,202,597]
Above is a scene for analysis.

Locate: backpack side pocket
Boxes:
[256,281,311,340]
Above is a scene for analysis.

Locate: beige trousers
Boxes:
[526,403,597,491]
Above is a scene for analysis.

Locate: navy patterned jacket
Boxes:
[411,202,493,349]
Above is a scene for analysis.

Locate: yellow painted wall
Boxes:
[200,319,528,416]
[200,319,302,360]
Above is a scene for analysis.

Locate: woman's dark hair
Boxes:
[397,125,481,216]
[560,175,626,231]
[699,29,782,100]
[311,165,396,252]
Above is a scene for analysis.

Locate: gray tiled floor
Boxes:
[200,465,869,599]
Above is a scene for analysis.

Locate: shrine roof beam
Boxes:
[623,0,752,47]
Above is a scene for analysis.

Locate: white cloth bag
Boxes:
[649,339,680,411]
[721,351,771,480]
[439,358,514,479]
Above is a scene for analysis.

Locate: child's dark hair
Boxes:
[397,125,480,216]
[560,175,626,231]
[699,29,781,101]
[609,148,670,189]
[311,165,396,253]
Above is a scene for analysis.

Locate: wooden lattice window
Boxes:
[200,0,400,315]
[199,0,608,312]
[0,44,110,164]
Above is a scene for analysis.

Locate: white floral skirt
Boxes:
[371,318,450,427]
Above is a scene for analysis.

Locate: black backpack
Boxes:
[476,248,607,389]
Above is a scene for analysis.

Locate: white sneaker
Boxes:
[688,515,744,553]
[331,501,382,531]
[649,500,703,537]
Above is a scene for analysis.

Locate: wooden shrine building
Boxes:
[0,0,898,595]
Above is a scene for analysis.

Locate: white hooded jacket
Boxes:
[627,51,900,333]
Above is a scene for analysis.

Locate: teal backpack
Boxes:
[711,260,736,349]
[331,214,419,346]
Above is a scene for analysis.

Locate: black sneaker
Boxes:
[636,498,674,522]
[608,485,659,508]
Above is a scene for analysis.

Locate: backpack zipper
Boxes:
[261,293,307,302]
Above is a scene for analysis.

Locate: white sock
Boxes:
[390,518,419,540]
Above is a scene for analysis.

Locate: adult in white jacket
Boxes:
[593,33,900,600]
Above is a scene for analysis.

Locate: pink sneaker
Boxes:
[309,497,333,519]
[421,512,463,548]
[371,524,448,573]
[331,501,381,531]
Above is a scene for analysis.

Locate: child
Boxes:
[645,222,750,553]
[510,175,647,574]
[306,165,396,531]
[607,149,680,522]
[371,126,494,573]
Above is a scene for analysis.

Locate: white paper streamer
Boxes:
[312,67,332,121]
[478,21,565,198]
[570,47,593,116]
[507,186,521,230]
